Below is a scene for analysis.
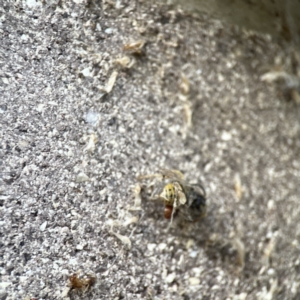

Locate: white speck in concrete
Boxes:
[40,221,47,231]
[81,67,94,77]
[105,28,113,35]
[147,243,157,252]
[76,173,89,182]
[189,277,200,285]
[25,0,40,8]
[84,111,100,126]
[221,131,232,141]
[165,273,176,284]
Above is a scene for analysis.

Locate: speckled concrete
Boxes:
[0,1,300,299]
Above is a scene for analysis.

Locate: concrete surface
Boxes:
[0,0,300,299]
[173,0,300,44]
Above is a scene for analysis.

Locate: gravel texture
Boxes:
[1,0,300,299]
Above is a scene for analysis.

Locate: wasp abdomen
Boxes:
[164,205,173,219]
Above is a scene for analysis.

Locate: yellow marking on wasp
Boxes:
[160,183,176,205]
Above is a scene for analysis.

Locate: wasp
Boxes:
[137,169,207,223]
